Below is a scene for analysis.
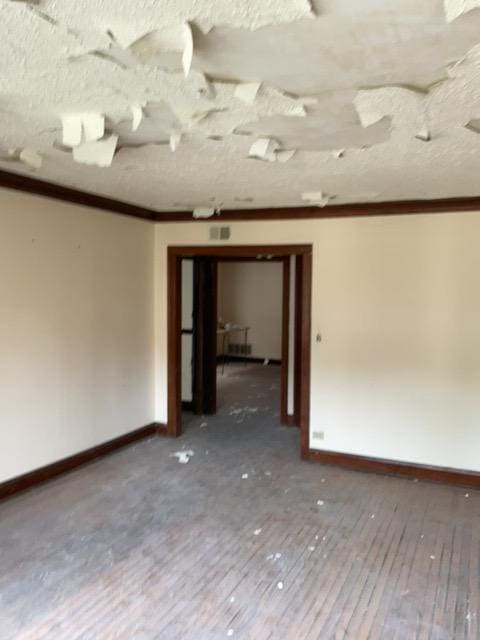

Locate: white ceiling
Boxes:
[2,0,480,213]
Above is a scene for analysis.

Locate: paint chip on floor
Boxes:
[242,473,249,479]
[317,500,324,506]
[253,528,262,536]
[170,450,194,464]
[277,581,284,590]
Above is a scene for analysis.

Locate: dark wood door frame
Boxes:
[192,258,218,414]
[167,244,312,458]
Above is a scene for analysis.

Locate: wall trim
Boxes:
[0,422,168,501]
[305,448,480,488]
[0,169,157,222]
[3,168,480,223]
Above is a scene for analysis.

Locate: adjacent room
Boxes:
[1,2,480,639]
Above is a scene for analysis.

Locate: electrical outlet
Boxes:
[312,430,324,440]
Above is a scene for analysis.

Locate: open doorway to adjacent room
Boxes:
[167,245,312,457]
[215,257,284,422]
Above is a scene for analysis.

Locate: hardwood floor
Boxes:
[0,364,478,639]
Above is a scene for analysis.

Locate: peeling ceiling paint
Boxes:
[3,0,480,212]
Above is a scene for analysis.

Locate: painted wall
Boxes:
[181,259,193,402]
[218,261,283,360]
[0,189,155,483]
[155,212,480,472]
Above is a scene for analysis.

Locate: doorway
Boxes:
[167,245,312,457]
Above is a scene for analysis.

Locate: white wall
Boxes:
[181,259,193,402]
[155,213,480,472]
[218,261,282,360]
[0,189,155,483]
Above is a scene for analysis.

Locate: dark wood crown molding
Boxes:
[2,167,480,223]
[0,169,157,221]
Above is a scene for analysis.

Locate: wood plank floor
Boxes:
[0,364,479,639]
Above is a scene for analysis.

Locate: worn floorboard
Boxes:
[0,364,479,639]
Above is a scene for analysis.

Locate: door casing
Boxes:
[167,244,312,458]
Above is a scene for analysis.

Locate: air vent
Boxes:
[209,226,231,240]
[228,342,252,355]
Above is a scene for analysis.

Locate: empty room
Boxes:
[1,2,480,639]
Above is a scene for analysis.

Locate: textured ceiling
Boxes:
[2,0,480,214]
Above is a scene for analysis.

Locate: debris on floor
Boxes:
[277,581,284,590]
[170,450,194,464]
[242,473,249,479]
[230,406,259,416]
[317,500,324,506]
[253,528,262,535]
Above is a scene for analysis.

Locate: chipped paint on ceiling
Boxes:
[3,0,480,212]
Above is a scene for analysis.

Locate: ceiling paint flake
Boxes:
[61,115,82,147]
[302,191,330,207]
[465,118,480,133]
[415,128,431,141]
[444,0,480,22]
[61,114,105,147]
[183,23,194,77]
[286,105,307,117]
[354,87,427,140]
[275,149,296,162]
[128,22,194,75]
[169,132,182,151]
[131,105,143,131]
[72,134,118,167]
[234,82,262,105]
[82,113,105,142]
[19,147,42,170]
[193,206,216,218]
[249,138,279,162]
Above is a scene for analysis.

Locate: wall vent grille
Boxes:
[228,342,252,355]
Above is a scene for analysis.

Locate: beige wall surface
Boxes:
[155,212,480,471]
[0,189,155,483]
[218,261,283,360]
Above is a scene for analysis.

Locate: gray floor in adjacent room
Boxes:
[0,363,479,640]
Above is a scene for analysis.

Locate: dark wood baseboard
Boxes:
[305,448,480,489]
[0,422,169,501]
[217,355,281,365]
[156,423,168,436]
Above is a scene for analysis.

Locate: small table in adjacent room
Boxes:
[217,325,250,374]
